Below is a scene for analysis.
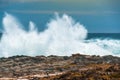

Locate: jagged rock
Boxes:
[0,53,120,79]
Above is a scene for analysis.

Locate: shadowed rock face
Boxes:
[0,54,120,80]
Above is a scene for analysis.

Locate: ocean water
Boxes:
[87,33,120,40]
[0,13,120,57]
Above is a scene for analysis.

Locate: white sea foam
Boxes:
[0,13,120,57]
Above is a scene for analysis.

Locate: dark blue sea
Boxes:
[87,33,120,40]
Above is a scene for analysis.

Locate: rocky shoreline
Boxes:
[0,53,120,80]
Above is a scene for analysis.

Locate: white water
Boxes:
[0,13,120,57]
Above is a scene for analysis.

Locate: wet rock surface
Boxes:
[0,54,120,80]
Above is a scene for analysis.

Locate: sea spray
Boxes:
[0,13,120,57]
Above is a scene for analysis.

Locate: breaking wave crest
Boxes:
[0,13,120,57]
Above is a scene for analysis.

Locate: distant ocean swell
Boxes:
[0,13,120,57]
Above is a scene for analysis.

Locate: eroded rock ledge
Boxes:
[0,53,120,80]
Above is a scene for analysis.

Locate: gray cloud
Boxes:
[8,10,120,15]
[0,0,62,3]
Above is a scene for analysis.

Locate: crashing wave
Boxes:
[0,13,120,57]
